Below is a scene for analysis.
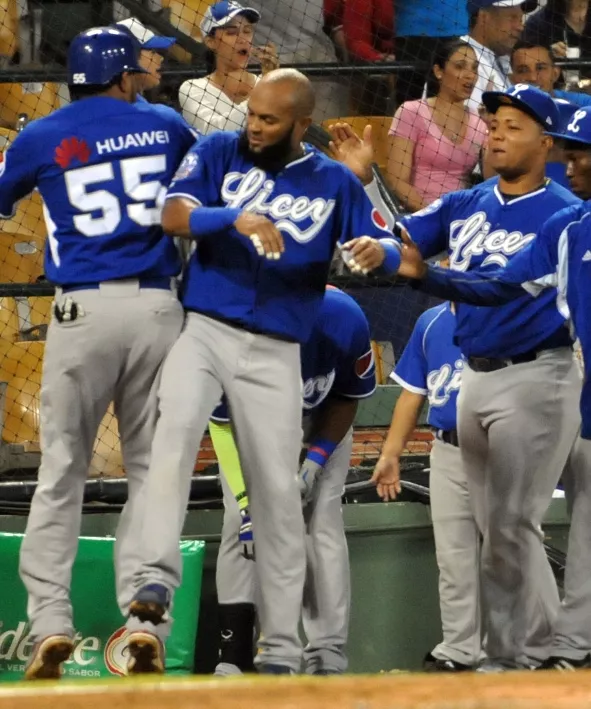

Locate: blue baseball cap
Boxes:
[116,17,176,51]
[482,84,560,131]
[553,98,578,132]
[200,1,260,37]
[467,0,537,12]
[547,106,591,147]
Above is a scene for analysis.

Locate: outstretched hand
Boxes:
[328,122,374,185]
[396,225,428,280]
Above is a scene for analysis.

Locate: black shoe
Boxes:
[423,652,473,672]
[259,664,294,675]
[536,654,591,671]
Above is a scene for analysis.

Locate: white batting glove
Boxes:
[297,458,323,506]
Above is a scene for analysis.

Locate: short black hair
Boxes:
[510,39,555,66]
[68,73,125,101]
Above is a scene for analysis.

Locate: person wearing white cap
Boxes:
[179,1,278,136]
[116,17,177,95]
[462,0,536,113]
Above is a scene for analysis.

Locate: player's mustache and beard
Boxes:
[238,123,297,173]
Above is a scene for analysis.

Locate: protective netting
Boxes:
[0,0,585,485]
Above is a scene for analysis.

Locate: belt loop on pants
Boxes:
[436,429,460,447]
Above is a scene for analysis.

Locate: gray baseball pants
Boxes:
[457,348,581,667]
[19,281,183,640]
[126,312,306,671]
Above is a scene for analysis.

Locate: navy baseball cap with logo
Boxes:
[547,106,591,147]
[200,1,260,37]
[482,84,560,131]
[467,0,538,13]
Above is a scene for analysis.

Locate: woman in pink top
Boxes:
[387,40,487,212]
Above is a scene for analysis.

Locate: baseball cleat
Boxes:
[423,652,473,673]
[536,654,591,671]
[126,631,165,675]
[128,583,170,624]
[24,634,74,680]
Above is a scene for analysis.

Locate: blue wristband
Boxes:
[189,206,242,238]
[380,239,402,275]
[306,437,338,466]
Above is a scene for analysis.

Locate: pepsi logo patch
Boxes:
[355,349,375,379]
[371,208,389,231]
[173,153,198,181]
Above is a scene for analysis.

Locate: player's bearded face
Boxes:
[239,122,296,171]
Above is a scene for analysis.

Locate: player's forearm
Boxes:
[162,197,241,239]
[411,265,526,305]
[381,390,425,459]
[308,397,359,447]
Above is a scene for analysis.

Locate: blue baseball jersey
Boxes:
[211,287,377,423]
[400,178,580,357]
[0,96,197,285]
[392,304,462,431]
[420,202,590,436]
[165,130,399,343]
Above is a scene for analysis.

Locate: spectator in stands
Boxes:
[463,0,535,114]
[522,0,591,69]
[179,2,278,135]
[510,39,591,106]
[341,0,395,115]
[387,40,487,212]
[244,0,349,119]
[116,18,177,96]
[395,0,469,105]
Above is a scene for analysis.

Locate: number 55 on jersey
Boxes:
[0,93,196,286]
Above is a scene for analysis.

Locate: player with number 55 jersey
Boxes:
[4,27,197,681]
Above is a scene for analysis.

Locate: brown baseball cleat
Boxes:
[126,631,165,675]
[24,635,74,680]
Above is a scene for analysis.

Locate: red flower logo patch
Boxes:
[54,137,91,169]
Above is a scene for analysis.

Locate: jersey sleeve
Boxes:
[166,133,225,206]
[0,129,40,218]
[337,169,401,273]
[390,314,429,395]
[415,206,572,304]
[400,192,455,258]
[331,301,377,399]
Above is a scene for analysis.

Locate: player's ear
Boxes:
[542,133,554,151]
[295,116,313,141]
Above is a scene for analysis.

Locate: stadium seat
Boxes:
[0,233,44,283]
[0,340,43,449]
[0,0,18,63]
[163,0,209,63]
[0,82,61,128]
[321,116,392,172]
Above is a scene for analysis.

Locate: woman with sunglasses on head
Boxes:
[179,1,279,135]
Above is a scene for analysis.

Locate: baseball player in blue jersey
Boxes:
[397,106,591,671]
[211,286,376,676]
[379,301,483,671]
[374,85,583,672]
[0,28,197,679]
[124,68,399,674]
